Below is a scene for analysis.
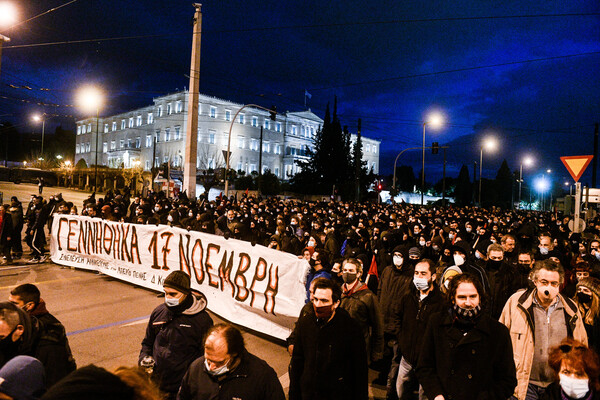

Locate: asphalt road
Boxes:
[0,181,387,399]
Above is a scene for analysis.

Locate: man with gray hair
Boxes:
[500,260,588,400]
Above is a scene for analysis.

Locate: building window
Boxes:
[276,122,281,132]
[264,120,270,130]
[274,167,279,177]
[210,107,216,118]
[174,126,181,140]
[77,126,81,135]
[292,126,297,135]
[135,137,141,148]
[167,103,172,115]
[146,135,152,147]
[239,114,245,124]
[147,113,153,124]
[120,140,124,149]
[252,117,258,127]
[250,139,259,151]
[135,116,141,126]
[176,101,182,113]
[86,142,91,152]
[75,144,80,154]
[163,156,169,163]
[87,123,92,132]
[225,110,231,121]
[127,139,132,149]
[155,130,161,142]
[112,122,117,131]
[145,160,150,171]
[237,137,245,149]
[110,141,116,150]
[274,144,281,155]
[103,142,108,153]
[197,128,202,142]
[165,128,171,141]
[208,131,216,144]
[222,133,229,147]
[372,145,377,154]
[121,120,126,130]
[128,117,134,128]
[157,105,163,117]
[250,164,257,172]
[365,144,370,153]
[263,142,270,153]
[310,127,315,138]
[104,124,109,133]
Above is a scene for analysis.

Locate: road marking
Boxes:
[67,315,150,336]
[0,276,86,290]
[122,318,149,327]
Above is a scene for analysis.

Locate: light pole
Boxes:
[32,114,46,157]
[0,2,17,78]
[518,156,534,209]
[420,112,443,205]
[76,86,103,193]
[224,104,276,197]
[479,137,497,206]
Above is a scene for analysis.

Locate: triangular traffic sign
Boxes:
[561,155,593,182]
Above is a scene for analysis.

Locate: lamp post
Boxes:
[32,114,46,157]
[76,86,103,193]
[479,137,497,206]
[518,156,534,209]
[420,112,443,205]
[0,2,17,78]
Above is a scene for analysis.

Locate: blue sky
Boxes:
[1,0,599,186]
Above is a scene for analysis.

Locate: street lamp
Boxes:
[479,137,497,206]
[32,114,46,156]
[76,85,104,193]
[0,2,17,78]
[421,111,444,205]
[518,155,534,208]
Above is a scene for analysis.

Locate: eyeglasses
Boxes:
[559,344,587,353]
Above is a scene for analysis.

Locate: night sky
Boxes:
[1,0,599,188]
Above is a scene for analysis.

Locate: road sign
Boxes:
[561,155,593,182]
[568,218,586,233]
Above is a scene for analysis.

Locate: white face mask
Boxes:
[465,227,472,233]
[559,373,589,399]
[413,276,430,291]
[539,246,549,255]
[453,254,465,266]
[165,296,180,307]
[307,240,316,248]
[204,359,229,376]
[419,240,426,247]
[393,256,403,267]
[167,215,173,222]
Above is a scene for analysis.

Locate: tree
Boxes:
[258,170,281,196]
[394,165,416,192]
[454,165,472,206]
[494,159,513,208]
[75,158,88,169]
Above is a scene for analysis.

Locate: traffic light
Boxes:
[432,142,439,154]
[377,181,382,191]
[269,105,277,121]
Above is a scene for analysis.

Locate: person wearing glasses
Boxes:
[500,260,588,400]
[542,338,600,400]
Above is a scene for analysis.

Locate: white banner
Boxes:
[50,215,309,340]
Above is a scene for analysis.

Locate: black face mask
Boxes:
[577,292,593,305]
[0,326,19,356]
[486,260,503,271]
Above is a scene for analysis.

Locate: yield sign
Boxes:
[561,155,594,182]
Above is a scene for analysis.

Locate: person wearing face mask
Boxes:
[542,338,600,400]
[139,271,213,400]
[339,259,384,365]
[8,284,76,387]
[0,302,34,370]
[516,250,536,290]
[289,278,367,400]
[444,240,490,294]
[574,278,600,356]
[485,243,519,319]
[177,324,285,400]
[500,260,588,400]
[304,249,332,302]
[416,273,517,400]
[393,259,445,400]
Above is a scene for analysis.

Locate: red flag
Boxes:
[368,255,378,278]
[245,188,249,196]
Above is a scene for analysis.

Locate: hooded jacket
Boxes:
[499,288,588,400]
[139,291,214,394]
[378,246,414,334]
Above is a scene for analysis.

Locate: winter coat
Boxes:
[30,299,76,387]
[499,288,588,400]
[394,285,447,366]
[177,350,285,400]
[416,309,517,400]
[139,291,214,394]
[340,281,384,361]
[289,307,367,400]
[0,212,13,246]
[377,264,414,334]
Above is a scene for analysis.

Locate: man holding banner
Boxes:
[139,271,213,400]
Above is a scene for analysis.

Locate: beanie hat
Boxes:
[577,277,600,299]
[163,271,191,295]
[0,356,45,400]
[408,247,421,258]
[41,365,133,400]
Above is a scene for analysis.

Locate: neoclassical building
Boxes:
[75,91,380,181]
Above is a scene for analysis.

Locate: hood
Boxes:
[0,356,45,400]
[183,291,208,315]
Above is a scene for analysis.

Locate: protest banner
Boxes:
[50,215,310,340]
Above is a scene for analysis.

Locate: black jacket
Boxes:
[394,286,446,366]
[177,350,285,400]
[0,212,13,246]
[140,292,213,394]
[377,264,414,334]
[289,307,367,400]
[416,309,517,400]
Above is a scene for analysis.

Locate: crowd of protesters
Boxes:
[3,186,600,399]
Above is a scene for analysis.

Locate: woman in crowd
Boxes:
[543,338,600,400]
[575,277,600,354]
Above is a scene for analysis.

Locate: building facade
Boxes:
[75,91,380,180]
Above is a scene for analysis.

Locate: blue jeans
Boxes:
[511,383,546,400]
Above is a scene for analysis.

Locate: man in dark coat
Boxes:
[416,273,517,400]
[139,271,214,400]
[289,278,367,400]
[7,197,23,260]
[177,323,285,400]
[9,283,76,387]
[0,205,13,265]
